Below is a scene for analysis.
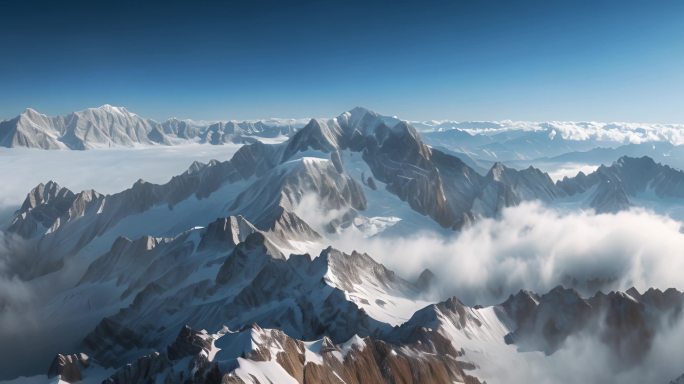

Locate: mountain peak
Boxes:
[488,162,509,180]
[338,106,379,122]
[19,107,47,119]
[348,106,376,115]
[22,107,42,114]
[94,104,131,115]
[615,155,656,167]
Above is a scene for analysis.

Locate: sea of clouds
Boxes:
[300,199,684,305]
[415,119,684,145]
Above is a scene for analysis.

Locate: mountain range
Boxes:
[0,105,306,149]
[1,107,683,383]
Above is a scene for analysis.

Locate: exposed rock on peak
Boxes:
[166,325,213,361]
[218,326,482,384]
[500,286,684,362]
[47,353,91,382]
[557,155,684,212]
[198,215,258,251]
[9,181,78,237]
[415,268,436,291]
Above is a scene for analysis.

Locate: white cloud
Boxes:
[422,120,684,145]
[297,197,684,306]
[478,314,684,384]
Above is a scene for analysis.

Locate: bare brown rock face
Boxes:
[47,353,90,382]
[219,326,481,384]
[83,323,481,384]
[167,325,214,360]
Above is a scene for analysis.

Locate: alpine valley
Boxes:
[1,106,684,384]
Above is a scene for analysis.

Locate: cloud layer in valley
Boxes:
[297,197,684,306]
[476,313,684,384]
[296,196,684,383]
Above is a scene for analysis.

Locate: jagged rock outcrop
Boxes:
[198,215,259,251]
[471,163,564,217]
[499,286,684,363]
[557,156,684,212]
[219,325,482,384]
[414,268,436,291]
[47,353,91,382]
[160,117,202,139]
[9,181,78,237]
[167,325,214,360]
[98,323,482,384]
[390,296,497,359]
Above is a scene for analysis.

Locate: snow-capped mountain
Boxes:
[416,120,684,184]
[0,105,307,149]
[2,107,684,383]
[0,106,168,149]
[557,156,684,213]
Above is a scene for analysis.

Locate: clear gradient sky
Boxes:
[1,0,684,122]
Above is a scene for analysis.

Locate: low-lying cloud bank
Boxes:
[0,231,43,379]
[297,198,684,383]
[416,120,684,145]
[478,314,684,384]
[299,199,684,306]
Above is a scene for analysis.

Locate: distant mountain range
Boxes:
[415,120,684,176]
[1,107,683,383]
[0,105,307,149]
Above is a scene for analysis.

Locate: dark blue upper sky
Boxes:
[1,0,683,122]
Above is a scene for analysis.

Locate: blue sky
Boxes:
[1,0,683,122]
